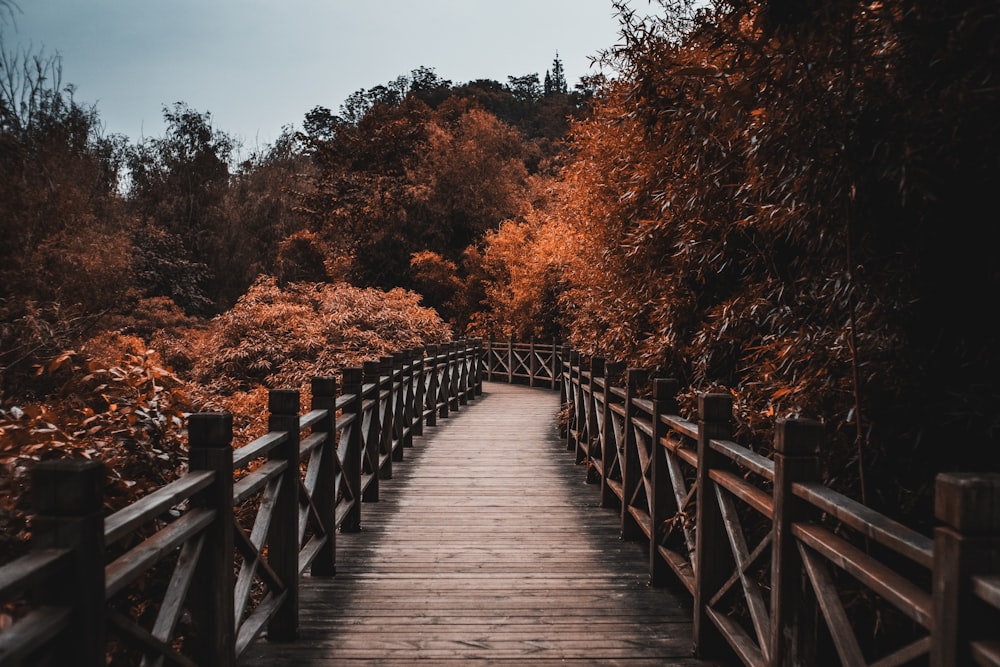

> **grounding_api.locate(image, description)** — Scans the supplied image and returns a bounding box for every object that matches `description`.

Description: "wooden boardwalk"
[239,382,722,666]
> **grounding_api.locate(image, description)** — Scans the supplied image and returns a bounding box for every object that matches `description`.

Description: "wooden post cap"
[653,378,680,402]
[343,367,363,384]
[32,459,104,514]
[697,393,732,422]
[626,368,648,387]
[268,389,300,415]
[935,472,1000,532]
[188,412,233,448]
[311,377,337,396]
[774,417,824,456]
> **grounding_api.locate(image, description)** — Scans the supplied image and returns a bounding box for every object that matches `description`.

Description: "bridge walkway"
[238,381,721,666]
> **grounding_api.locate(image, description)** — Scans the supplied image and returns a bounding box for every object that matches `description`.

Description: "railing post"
[426,345,438,427]
[475,338,484,395]
[341,367,364,532]
[559,344,571,395]
[693,393,733,659]
[413,351,426,436]
[621,368,648,540]
[769,417,822,667]
[401,351,415,447]
[31,459,106,667]
[439,346,451,418]
[550,339,558,390]
[392,353,405,451]
[379,355,399,468]
[487,336,495,382]
[529,338,537,387]
[310,377,337,576]
[267,389,301,641]
[507,335,514,384]
[931,472,1000,667]
[363,360,386,489]
[457,340,469,406]
[187,413,235,665]
[586,357,606,475]
[600,362,625,509]
[649,378,680,586]
[566,350,580,453]
[449,342,462,410]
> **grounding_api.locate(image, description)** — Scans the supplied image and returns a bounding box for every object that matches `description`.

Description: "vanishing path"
[239,381,721,666]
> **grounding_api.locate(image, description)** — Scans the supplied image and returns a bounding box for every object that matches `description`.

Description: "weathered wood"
[716,485,771,662]
[621,368,648,541]
[0,606,72,664]
[239,382,715,667]
[266,389,301,642]
[792,522,933,627]
[770,417,822,667]
[362,361,383,499]
[793,480,933,567]
[141,534,203,667]
[798,541,865,667]
[105,507,215,598]
[104,470,214,545]
[601,362,624,509]
[310,376,337,576]
[30,459,106,666]
[341,367,364,532]
[693,393,731,660]
[932,472,1000,667]
[233,431,287,470]
[0,548,71,602]
[232,459,286,504]
[187,411,236,666]
[425,346,439,427]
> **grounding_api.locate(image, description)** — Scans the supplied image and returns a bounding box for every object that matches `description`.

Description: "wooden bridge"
[239,381,710,666]
[1,340,998,666]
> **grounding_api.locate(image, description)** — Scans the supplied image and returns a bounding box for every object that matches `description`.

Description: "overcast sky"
[4,1,628,151]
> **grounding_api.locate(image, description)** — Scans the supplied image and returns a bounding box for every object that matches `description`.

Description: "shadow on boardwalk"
[239,382,725,666]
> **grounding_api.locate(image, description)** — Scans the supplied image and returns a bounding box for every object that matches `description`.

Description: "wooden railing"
[487,340,1000,667]
[3,337,996,667]
[0,340,482,666]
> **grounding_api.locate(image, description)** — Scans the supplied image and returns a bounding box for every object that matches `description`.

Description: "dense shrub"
[193,276,451,393]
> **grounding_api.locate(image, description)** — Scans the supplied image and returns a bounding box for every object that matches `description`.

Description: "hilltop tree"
[544,52,568,95]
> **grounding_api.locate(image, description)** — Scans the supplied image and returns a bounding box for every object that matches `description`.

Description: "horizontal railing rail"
[2,336,995,667]
[0,339,483,666]
[532,340,999,667]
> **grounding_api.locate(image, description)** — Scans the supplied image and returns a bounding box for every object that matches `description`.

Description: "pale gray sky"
[4,0,627,149]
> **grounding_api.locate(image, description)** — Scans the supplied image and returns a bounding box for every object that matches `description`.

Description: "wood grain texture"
[239,382,724,666]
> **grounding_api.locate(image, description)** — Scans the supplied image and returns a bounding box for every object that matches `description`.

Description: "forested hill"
[2,0,999,559]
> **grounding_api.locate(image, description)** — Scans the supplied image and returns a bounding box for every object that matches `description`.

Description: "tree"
[126,103,234,312]
[0,38,134,394]
[544,52,568,95]
[479,0,1000,512]
[507,73,542,106]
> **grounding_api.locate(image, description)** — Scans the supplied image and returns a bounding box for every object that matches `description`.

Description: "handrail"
[491,339,1000,667]
[0,338,484,666]
[2,338,995,667]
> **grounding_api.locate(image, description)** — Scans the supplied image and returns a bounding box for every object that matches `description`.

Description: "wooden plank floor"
[239,382,724,666]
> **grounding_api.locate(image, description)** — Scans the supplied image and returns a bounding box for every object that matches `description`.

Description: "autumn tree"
[479,0,1000,510]
[0,40,133,393]
[299,73,530,302]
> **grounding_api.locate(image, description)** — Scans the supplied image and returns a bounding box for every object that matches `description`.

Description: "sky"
[4,0,627,152]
